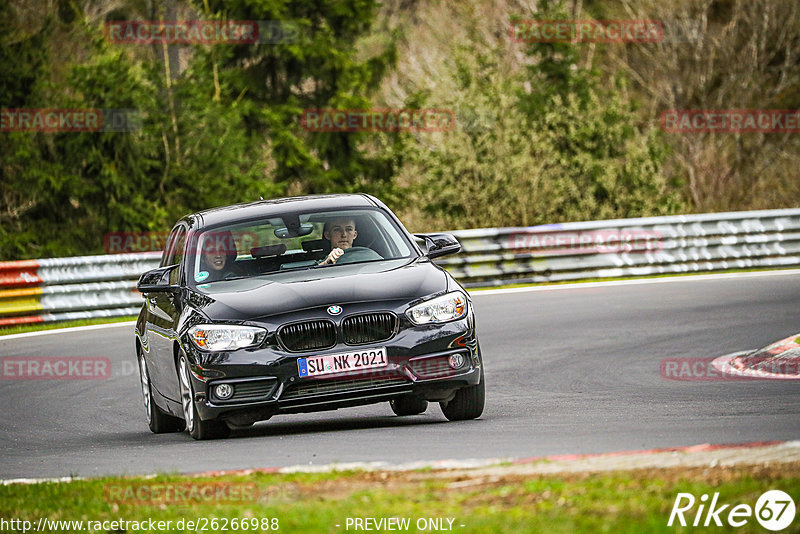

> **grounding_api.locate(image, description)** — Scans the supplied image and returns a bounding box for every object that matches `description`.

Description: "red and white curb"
[713,354,800,380]
[712,333,800,380]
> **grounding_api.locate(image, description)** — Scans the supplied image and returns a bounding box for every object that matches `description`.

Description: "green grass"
[1,464,798,533]
[0,316,136,336]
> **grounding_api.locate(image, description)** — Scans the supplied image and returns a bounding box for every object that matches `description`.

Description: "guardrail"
[1,209,798,327]
[442,208,800,287]
[0,253,161,327]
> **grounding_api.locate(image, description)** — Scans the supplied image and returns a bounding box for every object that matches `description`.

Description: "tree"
[598,0,800,211]
[0,1,62,258]
[513,0,681,222]
[397,0,681,230]
[199,0,400,195]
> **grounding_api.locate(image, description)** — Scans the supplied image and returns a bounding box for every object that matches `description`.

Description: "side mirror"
[137,265,180,293]
[415,233,461,259]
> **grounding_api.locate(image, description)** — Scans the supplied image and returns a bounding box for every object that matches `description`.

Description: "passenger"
[198,231,239,281]
[319,218,358,265]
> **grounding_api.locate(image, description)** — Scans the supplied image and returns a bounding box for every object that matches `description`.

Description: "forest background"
[1,0,798,259]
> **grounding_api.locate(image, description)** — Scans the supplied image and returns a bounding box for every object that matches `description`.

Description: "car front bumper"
[183,316,482,424]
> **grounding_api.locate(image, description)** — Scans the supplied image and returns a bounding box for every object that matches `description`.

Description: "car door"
[144,224,187,401]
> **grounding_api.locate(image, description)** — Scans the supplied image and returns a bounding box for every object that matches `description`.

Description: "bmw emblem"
[327,305,342,316]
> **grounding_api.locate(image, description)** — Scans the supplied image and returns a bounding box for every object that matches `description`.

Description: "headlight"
[188,324,267,351]
[406,291,468,325]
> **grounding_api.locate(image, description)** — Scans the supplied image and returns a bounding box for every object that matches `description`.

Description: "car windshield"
[189,208,414,285]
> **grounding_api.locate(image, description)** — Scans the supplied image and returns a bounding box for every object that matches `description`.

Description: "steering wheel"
[335,246,383,264]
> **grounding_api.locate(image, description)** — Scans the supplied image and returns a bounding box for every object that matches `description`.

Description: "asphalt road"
[1,272,799,479]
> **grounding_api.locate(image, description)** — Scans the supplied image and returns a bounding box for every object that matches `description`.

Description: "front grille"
[342,313,397,345]
[232,380,277,401]
[409,357,452,378]
[211,378,277,403]
[281,376,408,400]
[408,352,469,379]
[279,320,336,352]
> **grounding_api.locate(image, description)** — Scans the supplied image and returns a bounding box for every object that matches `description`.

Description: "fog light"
[214,383,234,400]
[448,353,466,370]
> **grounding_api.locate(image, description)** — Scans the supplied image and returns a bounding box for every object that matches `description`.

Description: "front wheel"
[178,353,230,440]
[440,369,485,421]
[138,349,184,433]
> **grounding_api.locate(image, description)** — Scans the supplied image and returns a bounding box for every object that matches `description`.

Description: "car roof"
[185,194,380,228]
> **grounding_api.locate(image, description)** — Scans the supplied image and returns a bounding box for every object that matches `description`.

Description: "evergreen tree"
[199,0,400,194]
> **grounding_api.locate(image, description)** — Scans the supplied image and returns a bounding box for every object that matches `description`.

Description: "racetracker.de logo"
[104,20,297,45]
[1,357,112,380]
[1,108,140,132]
[300,109,456,133]
[660,110,800,133]
[104,231,171,254]
[509,19,664,43]
[104,482,258,505]
[660,357,800,381]
[103,230,260,254]
[508,229,663,255]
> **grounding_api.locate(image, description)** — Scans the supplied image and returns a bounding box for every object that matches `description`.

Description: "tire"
[138,349,185,433]
[178,353,230,440]
[390,394,428,416]
[440,369,485,421]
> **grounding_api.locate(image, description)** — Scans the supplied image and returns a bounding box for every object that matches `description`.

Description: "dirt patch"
[270,443,800,504]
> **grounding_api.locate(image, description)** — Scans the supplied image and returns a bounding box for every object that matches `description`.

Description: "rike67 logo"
[669,490,796,531]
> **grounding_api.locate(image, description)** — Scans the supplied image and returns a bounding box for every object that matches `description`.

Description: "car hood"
[189,258,448,320]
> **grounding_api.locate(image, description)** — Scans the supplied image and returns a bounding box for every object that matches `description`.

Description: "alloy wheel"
[178,357,195,431]
[138,353,152,425]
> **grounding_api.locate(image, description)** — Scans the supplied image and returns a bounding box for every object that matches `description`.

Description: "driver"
[319,218,357,265]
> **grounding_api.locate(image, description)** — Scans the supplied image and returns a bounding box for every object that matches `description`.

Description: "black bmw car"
[135,194,484,439]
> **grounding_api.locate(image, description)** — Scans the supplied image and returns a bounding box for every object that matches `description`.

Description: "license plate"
[297,347,388,378]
